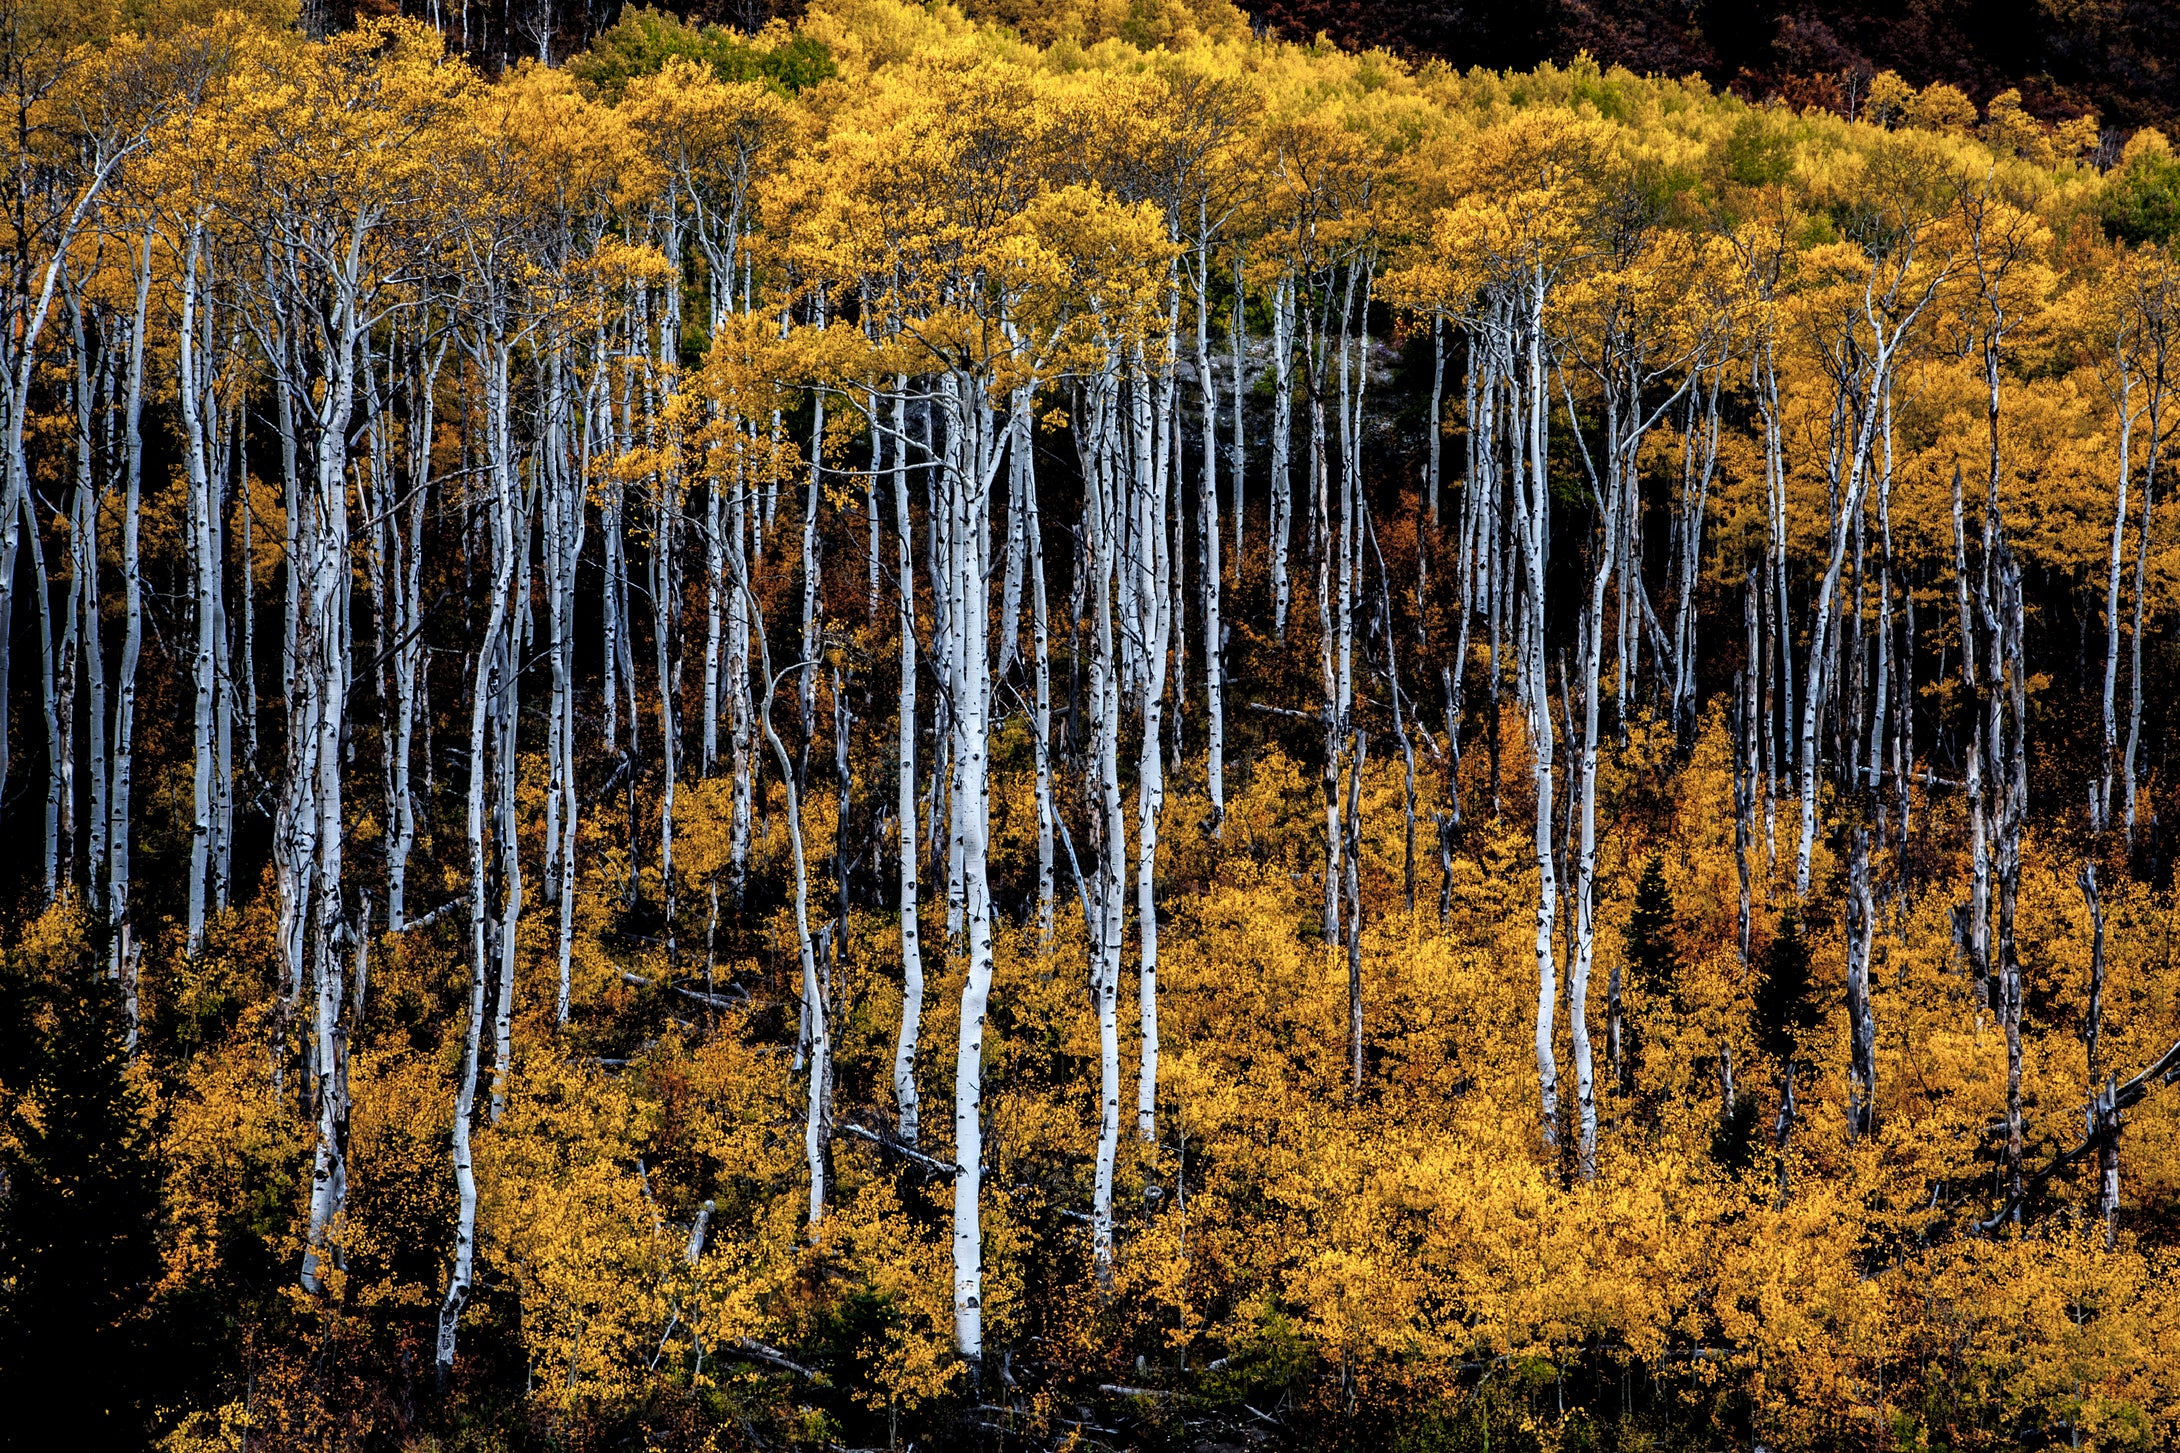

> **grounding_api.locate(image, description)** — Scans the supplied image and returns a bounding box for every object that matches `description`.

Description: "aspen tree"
[2108,249,2174,845]
[1722,205,1795,862]
[30,16,2180,1441]
[1196,220,1226,831]
[106,218,152,977]
[1558,212,1711,1175]
[1428,110,1616,1150]
[892,376,924,1144]
[540,330,582,1019]
[941,369,1002,1353]
[20,460,57,903]
[1344,722,1365,1095]
[1427,307,1443,524]
[1791,141,1959,897]
[1736,574,1759,965]
[1365,507,1418,912]
[53,278,91,903]
[799,287,825,762]
[1986,516,2030,1218]
[1268,272,1294,632]
[74,290,109,903]
[0,18,161,825]
[1129,338,1173,1144]
[998,398,1025,679]
[1083,360,1126,1284]
[1668,351,1725,741]
[741,540,827,1224]
[1161,75,1247,835]
[2079,862,2117,1244]
[455,240,535,1130]
[652,397,683,952]
[1228,246,1246,564]
[1256,105,1388,953]
[1867,378,1898,817]
[1026,408,1056,942]
[439,195,540,1349]
[215,11,468,1309]
[385,321,445,932]
[1954,468,1991,1013]
[178,215,220,954]
[2094,277,2145,839]
[1845,830,1876,1139]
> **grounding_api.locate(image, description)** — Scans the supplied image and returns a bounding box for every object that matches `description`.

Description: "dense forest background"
[8,0,2180,1450]
[1243,0,2180,134]
[295,0,2180,134]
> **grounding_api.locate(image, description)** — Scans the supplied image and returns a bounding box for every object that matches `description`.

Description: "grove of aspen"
[7,0,2180,1448]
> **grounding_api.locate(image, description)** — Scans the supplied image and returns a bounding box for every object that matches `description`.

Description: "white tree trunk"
[481,341,524,1125]
[1197,238,1225,832]
[731,494,828,1224]
[892,379,924,1146]
[1566,429,1624,1182]
[1086,369,1124,1283]
[1028,425,1056,944]
[439,376,518,1366]
[2098,358,2132,837]
[1132,349,1171,1146]
[107,228,152,965]
[944,371,1003,1361]
[1270,275,1293,635]
[1845,830,1876,1140]
[181,222,218,953]
[1229,247,1246,564]
[1515,287,1559,1152]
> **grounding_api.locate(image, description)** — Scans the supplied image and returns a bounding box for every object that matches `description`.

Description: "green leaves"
[568,5,834,104]
[2102,139,2180,248]
[1723,112,1792,189]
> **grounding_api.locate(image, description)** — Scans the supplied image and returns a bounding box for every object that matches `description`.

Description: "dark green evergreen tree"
[1754,911,1817,1067]
[1622,853,1679,998]
[1709,1093,1764,1173]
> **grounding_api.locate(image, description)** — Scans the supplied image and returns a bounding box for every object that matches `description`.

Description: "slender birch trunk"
[1229,247,1246,565]
[108,228,152,969]
[1567,459,1622,1182]
[181,221,218,954]
[1030,482,1056,945]
[945,370,1002,1362]
[1132,348,1171,1146]
[1845,830,1876,1140]
[1086,369,1124,1284]
[1345,726,1366,1096]
[1427,309,1444,526]
[1197,235,1225,832]
[482,340,523,1126]
[1269,276,1294,635]
[1514,281,1560,1152]
[892,381,924,1147]
[2123,362,2164,844]
[1954,471,1991,1014]
[2098,353,2134,837]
